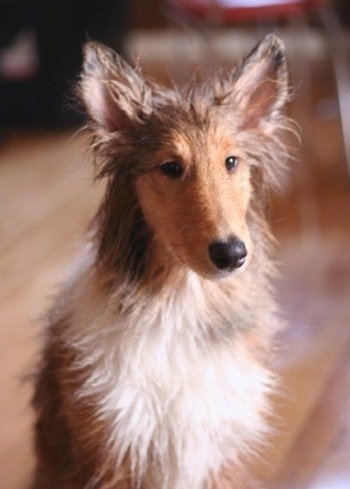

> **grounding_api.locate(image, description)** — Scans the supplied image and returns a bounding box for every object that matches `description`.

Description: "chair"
[166,0,326,23]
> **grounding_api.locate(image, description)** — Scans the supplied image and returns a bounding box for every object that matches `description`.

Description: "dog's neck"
[87,237,271,352]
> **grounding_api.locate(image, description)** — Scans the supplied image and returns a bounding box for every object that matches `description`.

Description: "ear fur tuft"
[80,41,153,134]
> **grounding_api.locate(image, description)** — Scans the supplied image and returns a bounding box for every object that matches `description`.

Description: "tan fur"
[135,125,252,279]
[31,34,293,489]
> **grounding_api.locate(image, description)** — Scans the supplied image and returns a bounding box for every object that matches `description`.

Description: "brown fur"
[32,312,136,489]
[31,34,293,489]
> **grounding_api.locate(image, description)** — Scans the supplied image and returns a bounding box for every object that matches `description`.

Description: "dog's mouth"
[207,258,248,280]
[180,250,248,281]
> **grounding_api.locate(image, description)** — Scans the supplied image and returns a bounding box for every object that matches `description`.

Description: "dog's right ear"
[80,42,153,134]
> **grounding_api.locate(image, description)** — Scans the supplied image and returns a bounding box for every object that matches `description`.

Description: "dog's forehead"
[154,77,227,116]
[152,89,235,136]
[151,111,240,164]
[140,82,242,161]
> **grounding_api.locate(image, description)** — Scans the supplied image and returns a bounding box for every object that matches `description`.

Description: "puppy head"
[81,35,290,279]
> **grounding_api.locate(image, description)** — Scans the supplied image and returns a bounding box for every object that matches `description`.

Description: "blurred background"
[0,1,350,488]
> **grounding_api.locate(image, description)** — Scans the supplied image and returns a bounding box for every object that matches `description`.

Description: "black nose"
[208,238,247,271]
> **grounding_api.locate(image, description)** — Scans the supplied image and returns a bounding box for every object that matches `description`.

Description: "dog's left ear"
[80,41,153,134]
[221,34,289,129]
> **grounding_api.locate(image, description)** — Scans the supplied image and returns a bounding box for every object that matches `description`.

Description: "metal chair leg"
[317,5,350,179]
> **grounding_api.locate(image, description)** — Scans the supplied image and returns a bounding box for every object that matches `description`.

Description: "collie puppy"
[31,34,291,489]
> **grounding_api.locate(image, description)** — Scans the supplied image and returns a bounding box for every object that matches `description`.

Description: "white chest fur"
[68,271,274,489]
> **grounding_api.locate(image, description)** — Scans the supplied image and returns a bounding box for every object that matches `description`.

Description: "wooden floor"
[0,58,350,488]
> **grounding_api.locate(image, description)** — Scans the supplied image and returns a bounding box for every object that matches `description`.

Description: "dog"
[31,34,292,489]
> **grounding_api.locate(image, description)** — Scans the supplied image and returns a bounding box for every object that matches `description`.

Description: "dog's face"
[81,35,289,279]
[134,120,252,278]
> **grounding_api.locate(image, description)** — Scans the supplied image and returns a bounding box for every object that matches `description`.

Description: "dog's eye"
[225,156,239,172]
[159,161,184,179]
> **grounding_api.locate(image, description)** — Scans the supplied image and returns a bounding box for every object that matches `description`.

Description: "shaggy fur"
[31,34,292,489]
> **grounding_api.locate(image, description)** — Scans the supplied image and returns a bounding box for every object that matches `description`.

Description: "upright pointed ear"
[80,41,153,134]
[222,34,290,130]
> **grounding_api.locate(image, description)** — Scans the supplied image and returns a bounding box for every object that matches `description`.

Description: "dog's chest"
[73,282,273,489]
